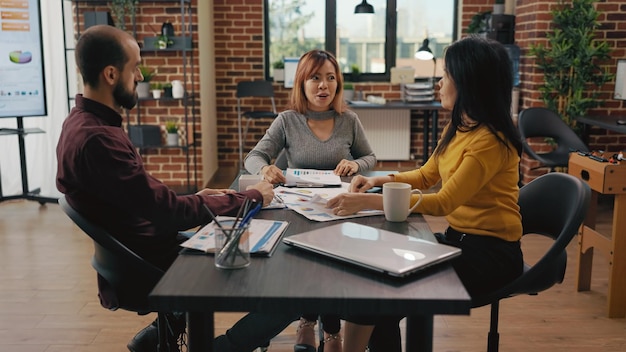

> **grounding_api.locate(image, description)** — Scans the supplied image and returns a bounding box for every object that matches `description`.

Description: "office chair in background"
[471,172,591,352]
[59,195,184,352]
[517,107,589,172]
[237,80,278,169]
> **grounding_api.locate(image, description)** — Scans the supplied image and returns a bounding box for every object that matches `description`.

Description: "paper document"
[274,185,384,222]
[180,217,289,256]
[285,168,342,187]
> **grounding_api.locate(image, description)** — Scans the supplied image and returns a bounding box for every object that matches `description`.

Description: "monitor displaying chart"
[0,0,47,118]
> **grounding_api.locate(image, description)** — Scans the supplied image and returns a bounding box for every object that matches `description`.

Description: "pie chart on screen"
[9,51,32,64]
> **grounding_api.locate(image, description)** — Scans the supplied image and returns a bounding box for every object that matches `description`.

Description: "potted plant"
[137,65,156,98]
[272,60,285,82]
[150,82,162,99]
[529,0,612,137]
[467,10,491,35]
[165,119,179,146]
[155,33,174,49]
[350,64,361,82]
[110,0,138,31]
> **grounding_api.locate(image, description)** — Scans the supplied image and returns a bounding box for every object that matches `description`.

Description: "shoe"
[294,317,317,352]
[127,320,158,352]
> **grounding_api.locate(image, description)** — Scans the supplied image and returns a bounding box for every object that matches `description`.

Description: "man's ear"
[102,66,118,85]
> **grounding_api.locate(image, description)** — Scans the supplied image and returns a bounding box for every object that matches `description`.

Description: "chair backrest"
[472,172,591,307]
[517,107,589,168]
[58,195,163,312]
[236,80,277,113]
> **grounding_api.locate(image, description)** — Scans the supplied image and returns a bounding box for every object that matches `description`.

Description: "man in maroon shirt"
[57,24,295,352]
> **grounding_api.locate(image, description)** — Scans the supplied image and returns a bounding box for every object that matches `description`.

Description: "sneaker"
[127,320,158,352]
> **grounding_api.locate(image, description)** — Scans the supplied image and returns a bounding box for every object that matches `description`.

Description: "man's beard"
[113,82,138,110]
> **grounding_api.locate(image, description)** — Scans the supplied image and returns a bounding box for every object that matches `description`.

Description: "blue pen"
[240,202,262,228]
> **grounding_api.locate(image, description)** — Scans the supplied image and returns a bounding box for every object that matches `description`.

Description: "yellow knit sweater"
[394,125,522,242]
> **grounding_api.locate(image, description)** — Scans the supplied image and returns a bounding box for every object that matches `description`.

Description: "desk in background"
[349,101,443,163]
[149,208,470,352]
[575,115,626,134]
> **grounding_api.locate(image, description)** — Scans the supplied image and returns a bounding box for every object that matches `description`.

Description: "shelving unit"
[61,0,197,193]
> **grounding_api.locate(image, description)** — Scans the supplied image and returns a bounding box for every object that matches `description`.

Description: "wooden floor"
[1,173,625,351]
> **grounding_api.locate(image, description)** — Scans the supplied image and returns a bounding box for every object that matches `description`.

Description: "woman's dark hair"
[75,25,128,88]
[289,49,346,114]
[435,35,522,157]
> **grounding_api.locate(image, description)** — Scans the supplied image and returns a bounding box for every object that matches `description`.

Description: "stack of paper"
[180,217,289,256]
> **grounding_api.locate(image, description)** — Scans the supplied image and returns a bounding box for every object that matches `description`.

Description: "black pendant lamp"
[354,0,374,14]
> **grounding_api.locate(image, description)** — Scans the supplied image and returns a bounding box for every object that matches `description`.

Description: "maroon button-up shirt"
[57,95,262,270]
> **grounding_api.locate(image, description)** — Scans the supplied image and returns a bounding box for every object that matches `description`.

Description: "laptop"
[283,222,461,278]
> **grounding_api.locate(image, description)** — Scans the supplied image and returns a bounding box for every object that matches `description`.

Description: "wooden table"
[568,119,626,318]
[149,208,470,351]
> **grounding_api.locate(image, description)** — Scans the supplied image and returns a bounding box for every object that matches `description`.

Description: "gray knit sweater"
[244,109,376,175]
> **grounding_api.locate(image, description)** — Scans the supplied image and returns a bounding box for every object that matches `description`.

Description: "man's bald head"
[75,25,136,88]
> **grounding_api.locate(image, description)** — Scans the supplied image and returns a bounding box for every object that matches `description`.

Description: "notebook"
[283,222,461,277]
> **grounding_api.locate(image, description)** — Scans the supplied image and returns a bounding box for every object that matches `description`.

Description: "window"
[265,0,458,82]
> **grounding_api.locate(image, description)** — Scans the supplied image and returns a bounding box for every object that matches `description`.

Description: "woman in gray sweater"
[245,50,376,352]
[244,50,376,186]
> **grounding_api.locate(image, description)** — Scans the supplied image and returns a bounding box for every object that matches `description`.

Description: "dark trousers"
[345,227,524,352]
[301,314,342,334]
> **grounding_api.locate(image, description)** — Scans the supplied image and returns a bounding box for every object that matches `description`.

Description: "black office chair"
[517,107,589,171]
[58,195,183,352]
[237,80,278,168]
[471,172,591,352]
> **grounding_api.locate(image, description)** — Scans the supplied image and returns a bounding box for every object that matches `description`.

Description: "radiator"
[351,108,411,160]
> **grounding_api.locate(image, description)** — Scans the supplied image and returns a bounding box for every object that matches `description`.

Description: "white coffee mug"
[382,182,423,222]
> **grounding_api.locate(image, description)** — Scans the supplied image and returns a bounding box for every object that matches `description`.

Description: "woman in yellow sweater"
[327,36,525,352]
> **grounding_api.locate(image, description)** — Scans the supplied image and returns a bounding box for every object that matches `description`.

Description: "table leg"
[576,191,597,291]
[187,312,213,352]
[608,194,626,318]
[405,315,433,352]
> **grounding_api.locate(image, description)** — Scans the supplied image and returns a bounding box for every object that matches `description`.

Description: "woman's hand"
[348,175,374,193]
[334,159,359,176]
[327,192,382,216]
[247,180,275,207]
[261,165,287,184]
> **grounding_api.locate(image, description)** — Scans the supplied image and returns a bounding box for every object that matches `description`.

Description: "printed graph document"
[285,168,342,187]
[180,217,289,256]
[274,185,384,222]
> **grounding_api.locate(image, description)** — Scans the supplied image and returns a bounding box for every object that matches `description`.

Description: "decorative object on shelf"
[162,82,173,98]
[150,82,162,99]
[528,0,612,137]
[171,80,184,99]
[414,38,437,98]
[354,0,374,14]
[138,65,156,99]
[493,0,505,15]
[161,20,175,37]
[110,0,138,31]
[343,82,354,102]
[165,119,179,146]
[272,60,285,82]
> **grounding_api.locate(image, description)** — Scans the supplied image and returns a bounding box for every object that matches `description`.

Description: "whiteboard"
[284,57,299,88]
[614,59,626,100]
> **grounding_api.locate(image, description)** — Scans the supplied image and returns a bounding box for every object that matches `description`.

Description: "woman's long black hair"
[434,36,522,157]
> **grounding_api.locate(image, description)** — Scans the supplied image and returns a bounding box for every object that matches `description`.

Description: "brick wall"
[71,1,201,191]
[74,0,626,186]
